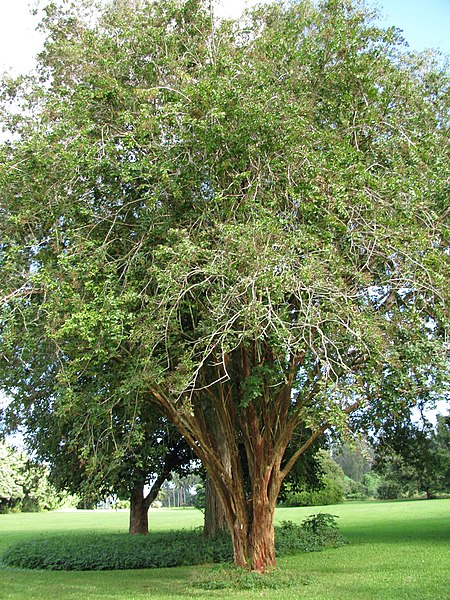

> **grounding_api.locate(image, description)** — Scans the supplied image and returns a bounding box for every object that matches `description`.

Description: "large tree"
[0,334,193,533]
[373,415,450,499]
[1,0,449,571]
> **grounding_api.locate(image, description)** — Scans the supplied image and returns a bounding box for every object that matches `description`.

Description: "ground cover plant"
[2,514,346,571]
[0,500,449,599]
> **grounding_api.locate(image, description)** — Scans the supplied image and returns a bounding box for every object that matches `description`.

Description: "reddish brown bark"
[250,495,277,571]
[149,346,332,572]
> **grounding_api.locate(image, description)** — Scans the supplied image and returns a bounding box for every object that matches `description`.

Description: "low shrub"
[376,480,403,500]
[277,514,347,554]
[344,477,369,501]
[194,564,309,591]
[2,514,347,571]
[283,483,344,507]
[2,529,232,571]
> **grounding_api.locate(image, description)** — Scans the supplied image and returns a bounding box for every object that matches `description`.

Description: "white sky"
[0,0,449,76]
[0,1,270,75]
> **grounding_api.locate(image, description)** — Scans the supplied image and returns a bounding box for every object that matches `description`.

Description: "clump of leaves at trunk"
[2,515,346,571]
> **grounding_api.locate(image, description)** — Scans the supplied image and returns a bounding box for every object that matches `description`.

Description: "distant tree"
[0,442,25,511]
[333,442,373,483]
[0,442,67,512]
[167,472,201,507]
[436,414,450,490]
[374,416,450,499]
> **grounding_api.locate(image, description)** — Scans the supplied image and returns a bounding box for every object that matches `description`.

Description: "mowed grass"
[0,500,449,600]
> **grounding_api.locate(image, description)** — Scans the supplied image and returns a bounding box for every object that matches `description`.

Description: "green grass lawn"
[1,500,449,600]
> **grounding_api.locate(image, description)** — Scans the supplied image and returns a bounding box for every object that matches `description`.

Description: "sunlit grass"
[1,500,449,599]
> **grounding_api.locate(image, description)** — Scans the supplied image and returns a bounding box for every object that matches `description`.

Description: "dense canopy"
[1,0,449,571]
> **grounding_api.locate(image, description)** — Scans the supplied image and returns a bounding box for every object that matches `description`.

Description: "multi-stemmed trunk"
[227,488,279,571]
[151,348,335,572]
[157,392,291,571]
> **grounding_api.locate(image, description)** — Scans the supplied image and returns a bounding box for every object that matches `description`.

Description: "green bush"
[376,480,403,500]
[282,450,346,507]
[2,529,233,571]
[283,482,344,507]
[278,514,347,554]
[344,477,369,501]
[2,514,347,571]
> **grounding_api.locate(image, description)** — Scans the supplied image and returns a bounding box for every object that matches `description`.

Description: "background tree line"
[3,411,448,514]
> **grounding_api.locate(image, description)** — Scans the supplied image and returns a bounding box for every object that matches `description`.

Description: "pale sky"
[0,0,449,75]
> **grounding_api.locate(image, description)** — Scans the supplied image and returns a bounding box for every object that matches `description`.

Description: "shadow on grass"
[342,518,450,545]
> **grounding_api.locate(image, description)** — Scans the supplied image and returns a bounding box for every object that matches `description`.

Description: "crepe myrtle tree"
[1,0,449,571]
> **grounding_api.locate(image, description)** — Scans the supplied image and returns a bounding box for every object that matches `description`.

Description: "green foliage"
[376,479,403,500]
[0,443,25,512]
[283,450,346,506]
[0,442,69,513]
[277,514,347,553]
[362,472,382,498]
[334,442,373,483]
[2,529,231,571]
[1,0,449,570]
[2,514,346,571]
[192,482,205,511]
[344,476,369,500]
[373,415,450,499]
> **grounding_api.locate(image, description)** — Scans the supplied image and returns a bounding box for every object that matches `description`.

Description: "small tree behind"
[374,417,450,499]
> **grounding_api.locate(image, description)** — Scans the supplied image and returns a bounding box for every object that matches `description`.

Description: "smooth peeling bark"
[250,509,276,572]
[231,518,251,569]
[206,434,284,571]
[203,474,227,537]
[223,476,279,571]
